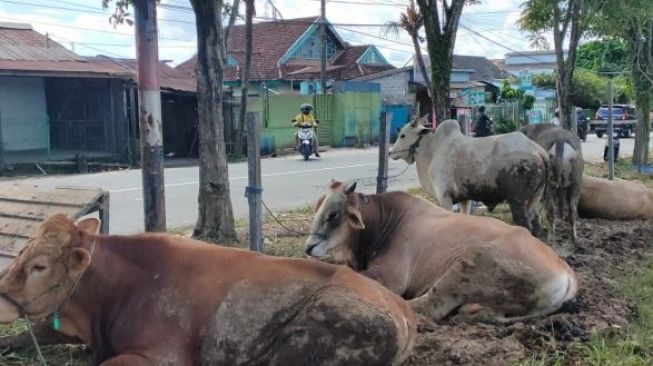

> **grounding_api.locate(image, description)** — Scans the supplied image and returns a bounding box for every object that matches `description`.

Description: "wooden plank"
[0,217,39,239]
[0,233,26,257]
[0,185,103,207]
[0,201,81,221]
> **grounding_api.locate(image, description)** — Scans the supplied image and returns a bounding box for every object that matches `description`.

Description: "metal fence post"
[377,112,391,194]
[246,112,263,252]
[607,79,615,180]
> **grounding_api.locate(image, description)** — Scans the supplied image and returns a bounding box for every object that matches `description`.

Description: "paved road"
[1,132,647,234]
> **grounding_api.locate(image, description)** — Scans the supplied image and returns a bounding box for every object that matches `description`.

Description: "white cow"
[389,118,550,235]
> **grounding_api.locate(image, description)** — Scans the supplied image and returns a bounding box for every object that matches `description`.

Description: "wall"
[250,94,314,154]
[450,70,473,82]
[332,81,382,147]
[0,76,48,152]
[365,71,411,105]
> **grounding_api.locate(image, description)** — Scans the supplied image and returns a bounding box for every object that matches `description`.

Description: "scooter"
[297,126,315,161]
[577,116,589,142]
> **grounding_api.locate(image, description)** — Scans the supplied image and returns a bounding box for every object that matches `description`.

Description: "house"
[493,50,569,76]
[176,17,395,94]
[0,22,133,165]
[411,55,505,119]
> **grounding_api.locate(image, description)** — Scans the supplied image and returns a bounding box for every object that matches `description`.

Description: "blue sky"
[0,0,533,66]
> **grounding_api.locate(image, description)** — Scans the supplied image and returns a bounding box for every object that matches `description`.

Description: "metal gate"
[314,94,334,146]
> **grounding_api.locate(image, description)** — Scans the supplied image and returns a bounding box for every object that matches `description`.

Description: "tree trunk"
[190,0,237,240]
[235,0,254,158]
[416,0,465,124]
[629,20,653,166]
[552,0,582,130]
[412,34,433,101]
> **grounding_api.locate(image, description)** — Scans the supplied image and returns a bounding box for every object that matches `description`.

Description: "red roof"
[176,18,394,81]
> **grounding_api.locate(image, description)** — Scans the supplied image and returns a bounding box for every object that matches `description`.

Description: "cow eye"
[30,264,47,273]
[327,211,339,222]
[400,134,406,139]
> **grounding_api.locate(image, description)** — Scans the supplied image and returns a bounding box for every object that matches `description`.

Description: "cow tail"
[541,146,554,224]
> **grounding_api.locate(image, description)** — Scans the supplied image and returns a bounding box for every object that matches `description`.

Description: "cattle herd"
[0,118,651,365]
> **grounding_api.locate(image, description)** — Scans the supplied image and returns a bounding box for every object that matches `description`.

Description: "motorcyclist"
[292,103,320,157]
[473,106,493,137]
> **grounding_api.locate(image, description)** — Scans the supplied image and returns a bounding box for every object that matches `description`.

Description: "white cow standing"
[389,118,551,236]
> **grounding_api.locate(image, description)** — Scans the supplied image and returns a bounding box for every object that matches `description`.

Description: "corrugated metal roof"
[0,23,82,61]
[89,56,197,93]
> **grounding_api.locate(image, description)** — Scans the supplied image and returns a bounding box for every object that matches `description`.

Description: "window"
[295,34,338,59]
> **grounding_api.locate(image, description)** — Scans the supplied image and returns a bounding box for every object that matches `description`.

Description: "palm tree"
[382,0,434,103]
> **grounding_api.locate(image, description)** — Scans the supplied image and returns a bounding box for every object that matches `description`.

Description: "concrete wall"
[0,76,48,152]
[365,71,411,105]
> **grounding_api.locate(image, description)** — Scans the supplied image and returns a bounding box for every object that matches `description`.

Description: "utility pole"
[319,0,327,94]
[607,78,615,180]
[134,0,166,231]
[376,112,391,194]
[246,112,263,252]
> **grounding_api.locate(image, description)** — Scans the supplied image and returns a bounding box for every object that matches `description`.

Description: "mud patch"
[403,218,651,365]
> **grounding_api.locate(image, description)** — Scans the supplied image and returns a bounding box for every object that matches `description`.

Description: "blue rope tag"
[52,312,60,331]
[245,186,263,198]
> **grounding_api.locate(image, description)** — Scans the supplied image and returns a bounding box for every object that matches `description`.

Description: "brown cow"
[306,181,578,322]
[0,215,416,366]
[579,175,653,219]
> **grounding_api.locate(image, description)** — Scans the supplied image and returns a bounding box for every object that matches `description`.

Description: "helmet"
[300,103,314,113]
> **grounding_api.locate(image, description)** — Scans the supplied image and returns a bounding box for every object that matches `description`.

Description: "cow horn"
[344,182,357,195]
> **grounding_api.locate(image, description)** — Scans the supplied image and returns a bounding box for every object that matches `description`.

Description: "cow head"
[389,116,431,163]
[305,180,365,261]
[0,215,98,323]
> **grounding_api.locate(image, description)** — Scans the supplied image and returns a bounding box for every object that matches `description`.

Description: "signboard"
[519,70,533,91]
[465,89,486,106]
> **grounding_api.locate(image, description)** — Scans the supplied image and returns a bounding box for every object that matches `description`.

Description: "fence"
[50,119,109,152]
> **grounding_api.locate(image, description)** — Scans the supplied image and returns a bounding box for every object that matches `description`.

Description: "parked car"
[589,104,637,138]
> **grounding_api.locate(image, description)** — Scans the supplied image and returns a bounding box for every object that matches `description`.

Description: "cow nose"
[305,244,317,256]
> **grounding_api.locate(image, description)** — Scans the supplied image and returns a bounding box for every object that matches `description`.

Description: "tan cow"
[0,215,416,365]
[390,118,550,236]
[579,175,653,219]
[306,181,578,322]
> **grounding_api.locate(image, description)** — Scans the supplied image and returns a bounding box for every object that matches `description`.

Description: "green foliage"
[521,94,536,110]
[576,39,628,72]
[494,115,517,134]
[501,79,520,100]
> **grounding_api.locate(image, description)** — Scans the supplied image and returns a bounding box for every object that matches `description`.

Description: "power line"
[0,16,193,42]
[50,33,129,58]
[458,23,548,63]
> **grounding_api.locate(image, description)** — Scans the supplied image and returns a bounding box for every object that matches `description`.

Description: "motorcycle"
[577,116,589,142]
[297,126,315,161]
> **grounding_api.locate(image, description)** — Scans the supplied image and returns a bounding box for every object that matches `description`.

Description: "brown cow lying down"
[306,181,578,322]
[0,215,416,366]
[579,175,653,219]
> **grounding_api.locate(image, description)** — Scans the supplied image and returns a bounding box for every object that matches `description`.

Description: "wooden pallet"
[0,185,109,261]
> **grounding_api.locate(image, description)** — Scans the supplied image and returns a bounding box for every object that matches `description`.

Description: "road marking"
[109,163,380,193]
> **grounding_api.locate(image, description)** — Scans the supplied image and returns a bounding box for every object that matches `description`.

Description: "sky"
[0,0,535,67]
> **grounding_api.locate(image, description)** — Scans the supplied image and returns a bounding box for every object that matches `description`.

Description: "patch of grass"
[573,259,653,366]
[584,158,653,189]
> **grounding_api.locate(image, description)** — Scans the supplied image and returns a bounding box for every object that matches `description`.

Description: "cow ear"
[346,206,365,229]
[76,218,100,235]
[419,128,431,136]
[344,182,357,195]
[67,248,91,276]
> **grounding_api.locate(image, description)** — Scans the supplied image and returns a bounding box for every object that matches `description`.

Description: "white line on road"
[109,163,379,193]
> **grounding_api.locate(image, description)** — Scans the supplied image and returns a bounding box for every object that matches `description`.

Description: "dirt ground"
[403,217,652,366]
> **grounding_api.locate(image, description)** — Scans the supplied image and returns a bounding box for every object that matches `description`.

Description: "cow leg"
[100,354,153,366]
[508,201,532,233]
[567,188,579,242]
[460,200,472,215]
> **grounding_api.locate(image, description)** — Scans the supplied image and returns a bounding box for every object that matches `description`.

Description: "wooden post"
[246,112,263,252]
[607,79,615,180]
[99,191,110,235]
[0,111,4,169]
[377,112,391,194]
[134,0,166,231]
[319,0,327,94]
